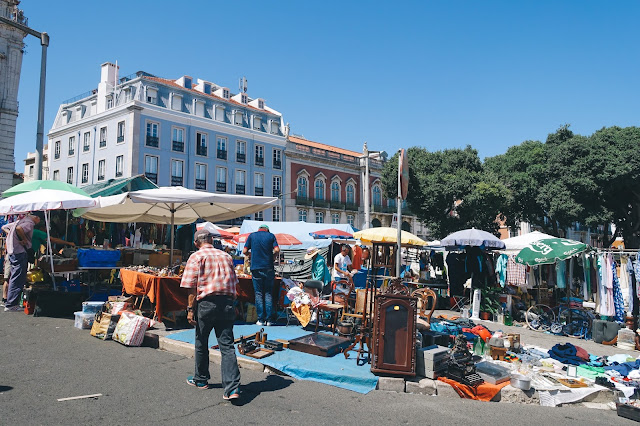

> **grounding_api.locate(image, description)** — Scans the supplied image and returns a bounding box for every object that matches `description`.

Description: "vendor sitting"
[305,247,330,291]
[332,244,353,284]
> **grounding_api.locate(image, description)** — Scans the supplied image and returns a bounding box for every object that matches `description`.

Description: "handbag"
[90,311,121,340]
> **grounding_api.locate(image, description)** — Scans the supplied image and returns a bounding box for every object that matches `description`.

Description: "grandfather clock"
[371,279,417,376]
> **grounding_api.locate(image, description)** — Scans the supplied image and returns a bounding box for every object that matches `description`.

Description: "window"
[235,170,246,194]
[255,145,264,166]
[272,205,281,222]
[171,159,184,186]
[332,213,340,224]
[83,132,90,152]
[270,120,280,135]
[314,179,325,200]
[272,176,281,197]
[331,181,340,202]
[54,140,60,159]
[254,173,264,196]
[106,96,113,109]
[145,155,158,184]
[171,93,182,111]
[146,87,157,104]
[236,140,246,163]
[258,100,264,109]
[388,198,396,208]
[297,176,308,198]
[115,155,123,177]
[234,111,243,126]
[216,136,227,160]
[67,167,74,184]
[146,122,158,147]
[196,132,207,156]
[346,184,355,204]
[117,121,125,143]
[298,209,307,222]
[97,160,105,181]
[28,165,33,177]
[172,127,184,152]
[196,163,207,190]
[99,127,107,148]
[81,163,89,183]
[223,89,229,99]
[68,136,75,156]
[215,166,226,192]
[373,185,382,207]
[253,116,261,130]
[215,105,225,121]
[254,211,263,221]
[53,170,59,181]
[315,212,324,224]
[273,149,282,169]
[347,215,354,227]
[241,94,248,104]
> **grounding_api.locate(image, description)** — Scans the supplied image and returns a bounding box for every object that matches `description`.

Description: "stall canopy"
[238,220,356,250]
[440,228,506,250]
[501,230,557,255]
[353,226,427,246]
[82,174,158,198]
[2,180,89,198]
[515,238,589,266]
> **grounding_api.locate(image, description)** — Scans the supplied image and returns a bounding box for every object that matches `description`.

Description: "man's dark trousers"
[251,268,275,322]
[194,294,240,396]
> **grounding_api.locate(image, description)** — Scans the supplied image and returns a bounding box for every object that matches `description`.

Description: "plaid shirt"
[180,244,238,300]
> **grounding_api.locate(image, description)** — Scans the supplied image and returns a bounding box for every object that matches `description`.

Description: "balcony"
[172,141,184,152]
[171,176,183,186]
[217,149,227,160]
[273,189,281,197]
[115,171,123,177]
[330,202,345,210]
[83,145,89,152]
[255,187,263,196]
[295,196,312,206]
[117,135,124,143]
[196,179,207,190]
[196,146,207,156]
[345,203,359,211]
[97,174,105,181]
[68,149,74,156]
[236,153,246,163]
[215,181,226,192]
[99,140,107,148]
[235,184,245,194]
[313,199,329,209]
[273,159,281,169]
[146,135,159,147]
[255,156,264,167]
[145,172,157,184]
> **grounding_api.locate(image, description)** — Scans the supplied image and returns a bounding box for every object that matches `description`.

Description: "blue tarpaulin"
[167,324,378,394]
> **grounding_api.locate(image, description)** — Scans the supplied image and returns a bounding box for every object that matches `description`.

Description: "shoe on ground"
[255,320,264,326]
[266,321,273,326]
[223,389,241,400]
[186,376,210,389]
[4,306,21,312]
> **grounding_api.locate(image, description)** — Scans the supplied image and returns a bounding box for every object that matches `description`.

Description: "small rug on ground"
[167,324,378,394]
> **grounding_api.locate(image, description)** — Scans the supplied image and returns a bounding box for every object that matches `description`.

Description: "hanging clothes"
[506,256,527,287]
[612,260,625,323]
[582,254,591,295]
[619,256,630,309]
[495,254,508,287]
[634,253,640,300]
[556,260,567,289]
[628,257,637,316]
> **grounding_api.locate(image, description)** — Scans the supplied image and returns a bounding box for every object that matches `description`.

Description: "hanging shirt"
[556,260,567,289]
[506,256,526,287]
[582,254,592,297]
[495,254,508,287]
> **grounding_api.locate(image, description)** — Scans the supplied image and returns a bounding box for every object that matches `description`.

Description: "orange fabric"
[351,245,363,270]
[120,269,189,320]
[437,377,510,401]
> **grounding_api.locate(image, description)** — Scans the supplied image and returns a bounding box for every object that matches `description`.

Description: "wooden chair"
[411,288,437,323]
[316,280,354,334]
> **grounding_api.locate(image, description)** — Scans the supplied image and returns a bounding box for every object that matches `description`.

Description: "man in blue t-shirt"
[242,225,280,325]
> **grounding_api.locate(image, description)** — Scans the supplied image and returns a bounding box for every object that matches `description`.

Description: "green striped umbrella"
[515,238,589,265]
[2,180,89,198]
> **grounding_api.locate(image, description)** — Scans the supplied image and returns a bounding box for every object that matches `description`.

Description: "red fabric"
[120,269,189,320]
[575,345,589,360]
[437,377,510,401]
[180,243,238,300]
[236,276,282,305]
[351,245,363,270]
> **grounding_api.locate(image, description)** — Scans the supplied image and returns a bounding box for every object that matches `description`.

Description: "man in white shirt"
[332,244,353,283]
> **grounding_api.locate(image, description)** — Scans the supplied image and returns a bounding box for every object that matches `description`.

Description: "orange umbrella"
[234,232,302,246]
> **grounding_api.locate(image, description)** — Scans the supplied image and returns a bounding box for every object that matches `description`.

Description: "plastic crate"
[74,311,95,329]
[82,301,105,315]
[77,249,121,268]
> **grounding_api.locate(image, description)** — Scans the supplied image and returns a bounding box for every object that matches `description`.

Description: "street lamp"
[360,142,387,230]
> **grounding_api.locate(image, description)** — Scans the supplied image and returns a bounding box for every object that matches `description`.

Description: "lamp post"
[361,142,386,230]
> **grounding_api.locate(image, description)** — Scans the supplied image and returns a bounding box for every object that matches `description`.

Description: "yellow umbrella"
[353,227,427,246]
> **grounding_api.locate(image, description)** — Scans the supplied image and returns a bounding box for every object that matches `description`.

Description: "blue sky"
[14,0,640,168]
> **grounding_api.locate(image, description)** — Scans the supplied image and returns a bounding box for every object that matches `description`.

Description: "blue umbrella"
[440,228,505,250]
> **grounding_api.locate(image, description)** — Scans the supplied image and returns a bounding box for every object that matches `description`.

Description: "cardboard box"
[148,253,170,267]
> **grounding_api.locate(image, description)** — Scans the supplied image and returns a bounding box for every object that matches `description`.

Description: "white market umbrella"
[440,228,506,250]
[501,230,556,255]
[76,186,278,264]
[0,189,97,289]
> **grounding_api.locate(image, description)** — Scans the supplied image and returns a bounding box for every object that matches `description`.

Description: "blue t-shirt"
[245,231,278,270]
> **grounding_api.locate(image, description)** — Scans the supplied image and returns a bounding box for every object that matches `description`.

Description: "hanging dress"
[556,260,567,289]
[612,260,625,322]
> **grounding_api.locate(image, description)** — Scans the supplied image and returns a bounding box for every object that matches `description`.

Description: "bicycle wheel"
[556,308,593,339]
[526,304,555,332]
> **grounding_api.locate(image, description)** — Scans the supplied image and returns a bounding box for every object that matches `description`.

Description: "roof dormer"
[195,79,216,95]
[232,93,248,105]
[175,75,193,89]
[249,98,265,109]
[215,87,230,100]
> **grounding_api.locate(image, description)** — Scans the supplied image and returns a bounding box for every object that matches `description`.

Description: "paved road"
[0,312,634,425]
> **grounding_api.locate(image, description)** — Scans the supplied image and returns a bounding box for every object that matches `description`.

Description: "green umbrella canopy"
[515,238,589,266]
[2,180,89,198]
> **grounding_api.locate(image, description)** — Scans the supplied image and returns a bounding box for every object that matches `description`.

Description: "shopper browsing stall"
[181,229,241,400]
[2,214,39,311]
[243,224,280,326]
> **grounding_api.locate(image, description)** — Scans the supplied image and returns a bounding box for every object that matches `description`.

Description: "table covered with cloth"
[237,276,282,305]
[120,269,189,320]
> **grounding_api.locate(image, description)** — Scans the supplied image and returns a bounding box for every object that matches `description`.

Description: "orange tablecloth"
[120,269,189,320]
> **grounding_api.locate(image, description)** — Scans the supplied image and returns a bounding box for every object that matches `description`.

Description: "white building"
[47,62,286,221]
[23,144,47,181]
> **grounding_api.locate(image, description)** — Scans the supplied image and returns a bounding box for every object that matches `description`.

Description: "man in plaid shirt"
[181,229,241,400]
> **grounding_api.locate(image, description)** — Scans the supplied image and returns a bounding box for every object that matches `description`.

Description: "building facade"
[47,62,286,221]
[23,143,47,181]
[0,0,28,192]
[284,134,427,236]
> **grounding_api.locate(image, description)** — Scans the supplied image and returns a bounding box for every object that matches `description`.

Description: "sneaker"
[255,320,264,326]
[186,376,210,389]
[266,321,273,326]
[223,389,241,400]
[4,306,21,312]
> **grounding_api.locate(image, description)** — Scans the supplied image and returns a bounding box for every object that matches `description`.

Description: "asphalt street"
[0,312,635,425]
